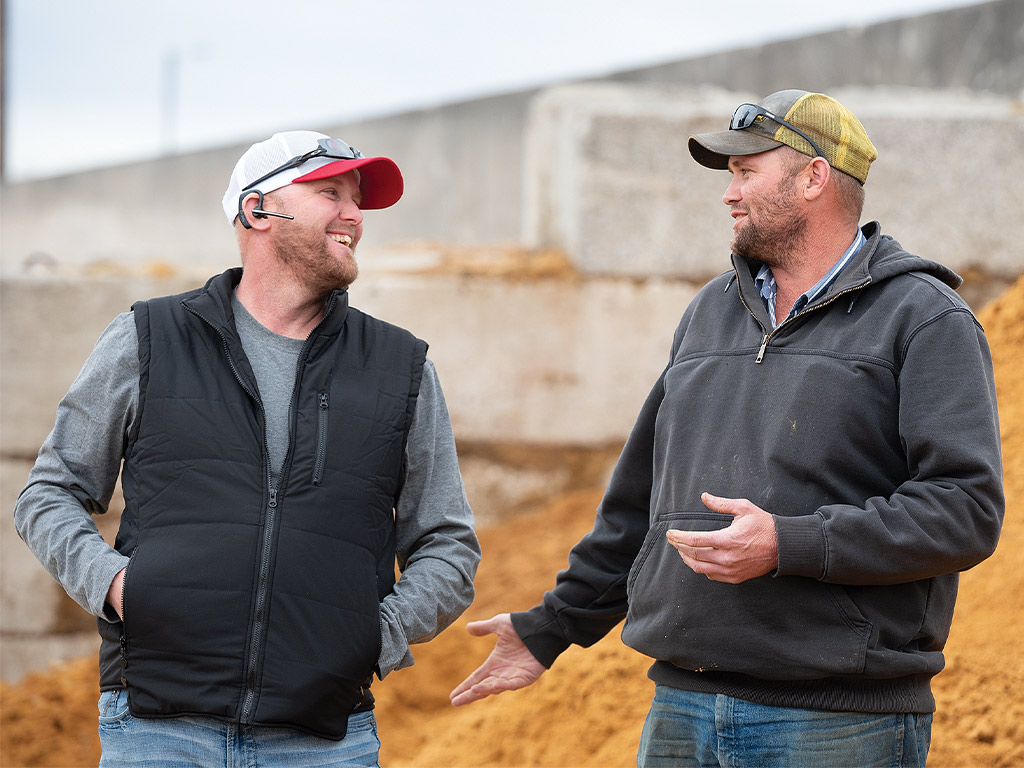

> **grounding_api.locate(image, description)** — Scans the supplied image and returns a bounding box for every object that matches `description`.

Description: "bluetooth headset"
[238,189,295,229]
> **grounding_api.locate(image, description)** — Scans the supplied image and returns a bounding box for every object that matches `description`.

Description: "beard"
[271,223,359,295]
[731,176,807,270]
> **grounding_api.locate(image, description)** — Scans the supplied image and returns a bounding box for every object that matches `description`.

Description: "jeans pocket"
[97,688,133,728]
[346,710,378,734]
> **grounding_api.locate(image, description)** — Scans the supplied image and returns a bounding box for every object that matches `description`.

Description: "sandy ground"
[2,276,1022,767]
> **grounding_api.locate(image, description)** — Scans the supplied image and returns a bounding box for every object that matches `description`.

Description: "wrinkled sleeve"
[508,362,666,668]
[13,313,138,617]
[775,306,1004,584]
[377,358,481,677]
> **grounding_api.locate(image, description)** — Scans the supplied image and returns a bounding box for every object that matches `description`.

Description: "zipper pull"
[269,488,278,508]
[756,333,769,364]
[319,392,329,409]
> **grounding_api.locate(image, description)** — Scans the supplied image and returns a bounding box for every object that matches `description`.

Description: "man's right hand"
[106,567,126,621]
[449,613,545,707]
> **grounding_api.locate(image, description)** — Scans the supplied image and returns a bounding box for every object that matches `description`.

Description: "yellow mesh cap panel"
[774,93,878,183]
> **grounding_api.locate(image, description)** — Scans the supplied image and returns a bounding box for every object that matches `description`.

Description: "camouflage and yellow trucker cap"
[688,90,878,184]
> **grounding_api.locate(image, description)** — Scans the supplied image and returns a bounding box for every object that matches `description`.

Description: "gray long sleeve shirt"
[15,307,480,678]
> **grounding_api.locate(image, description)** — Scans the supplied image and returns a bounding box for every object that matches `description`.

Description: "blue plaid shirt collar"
[754,229,865,328]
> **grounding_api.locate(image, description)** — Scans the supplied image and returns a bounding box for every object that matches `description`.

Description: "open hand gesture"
[449,613,546,707]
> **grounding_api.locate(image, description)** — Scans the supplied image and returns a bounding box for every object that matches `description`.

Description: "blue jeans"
[637,685,932,768]
[97,688,381,767]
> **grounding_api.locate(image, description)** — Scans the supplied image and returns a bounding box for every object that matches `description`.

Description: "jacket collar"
[182,267,351,342]
[731,221,962,325]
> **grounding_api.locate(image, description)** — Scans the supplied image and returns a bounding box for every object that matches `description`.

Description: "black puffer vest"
[97,269,427,739]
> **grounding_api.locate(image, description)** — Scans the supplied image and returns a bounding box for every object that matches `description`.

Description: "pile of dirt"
[0,655,100,766]
[2,276,1023,767]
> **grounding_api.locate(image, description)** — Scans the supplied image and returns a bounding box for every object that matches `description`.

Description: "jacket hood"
[856,221,962,291]
[731,221,962,311]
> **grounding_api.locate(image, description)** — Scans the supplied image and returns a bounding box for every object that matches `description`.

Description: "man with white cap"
[451,90,1003,767]
[15,130,481,766]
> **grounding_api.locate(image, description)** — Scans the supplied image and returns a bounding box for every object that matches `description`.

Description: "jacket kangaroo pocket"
[622,511,872,679]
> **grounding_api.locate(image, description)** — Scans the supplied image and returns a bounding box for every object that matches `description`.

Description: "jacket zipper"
[184,293,339,725]
[313,391,329,486]
[736,277,871,363]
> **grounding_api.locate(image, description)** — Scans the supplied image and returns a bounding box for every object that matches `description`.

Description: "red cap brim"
[293,157,404,209]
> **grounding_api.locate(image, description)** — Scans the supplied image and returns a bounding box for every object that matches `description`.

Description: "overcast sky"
[4,0,980,181]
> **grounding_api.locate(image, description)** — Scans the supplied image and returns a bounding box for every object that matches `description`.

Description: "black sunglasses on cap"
[241,138,365,193]
[730,103,825,159]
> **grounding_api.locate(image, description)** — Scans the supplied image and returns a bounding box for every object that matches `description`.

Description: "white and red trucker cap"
[221,130,404,223]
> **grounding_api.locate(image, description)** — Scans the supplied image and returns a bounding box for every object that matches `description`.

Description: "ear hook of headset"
[237,189,295,229]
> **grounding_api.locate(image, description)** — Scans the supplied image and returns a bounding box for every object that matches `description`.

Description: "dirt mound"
[0,655,100,766]
[2,276,1023,767]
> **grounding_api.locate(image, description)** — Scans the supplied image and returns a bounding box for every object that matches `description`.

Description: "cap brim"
[688,130,783,170]
[293,157,404,209]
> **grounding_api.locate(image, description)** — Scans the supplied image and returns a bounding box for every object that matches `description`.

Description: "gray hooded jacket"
[513,222,1003,714]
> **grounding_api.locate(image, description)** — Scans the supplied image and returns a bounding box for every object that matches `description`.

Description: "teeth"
[330,234,353,246]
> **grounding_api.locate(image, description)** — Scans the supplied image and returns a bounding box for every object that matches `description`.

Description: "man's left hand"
[666,492,778,584]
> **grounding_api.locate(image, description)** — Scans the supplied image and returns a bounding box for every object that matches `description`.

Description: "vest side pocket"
[118,549,139,687]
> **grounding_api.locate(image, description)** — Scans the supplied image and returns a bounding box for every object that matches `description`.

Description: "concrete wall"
[0,90,538,273]
[524,84,1024,280]
[602,0,1023,97]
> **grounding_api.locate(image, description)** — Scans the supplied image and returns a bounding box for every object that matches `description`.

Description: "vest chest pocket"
[313,391,329,486]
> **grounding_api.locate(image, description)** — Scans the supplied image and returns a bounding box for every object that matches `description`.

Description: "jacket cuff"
[376,615,413,680]
[773,513,828,580]
[510,607,572,669]
[91,552,132,618]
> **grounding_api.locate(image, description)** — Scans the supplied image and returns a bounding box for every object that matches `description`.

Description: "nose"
[339,198,363,226]
[723,173,742,206]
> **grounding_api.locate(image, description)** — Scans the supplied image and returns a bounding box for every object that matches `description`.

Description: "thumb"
[701,491,744,517]
[466,614,510,637]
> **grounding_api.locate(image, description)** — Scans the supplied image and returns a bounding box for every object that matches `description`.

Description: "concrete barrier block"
[0,274,206,456]
[1,633,101,684]
[1,459,70,635]
[2,268,696,450]
[524,85,1024,280]
[353,266,699,445]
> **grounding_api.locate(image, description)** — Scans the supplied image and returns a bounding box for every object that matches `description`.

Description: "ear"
[239,192,274,231]
[803,157,831,202]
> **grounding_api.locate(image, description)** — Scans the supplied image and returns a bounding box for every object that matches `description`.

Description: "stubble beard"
[273,226,359,295]
[731,176,807,270]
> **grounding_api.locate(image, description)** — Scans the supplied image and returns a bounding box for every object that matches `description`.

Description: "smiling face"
[723,149,807,269]
[262,171,365,293]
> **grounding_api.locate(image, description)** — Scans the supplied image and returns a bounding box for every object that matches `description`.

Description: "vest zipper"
[183,304,276,724]
[313,391,329,486]
[241,486,277,722]
[183,293,339,726]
